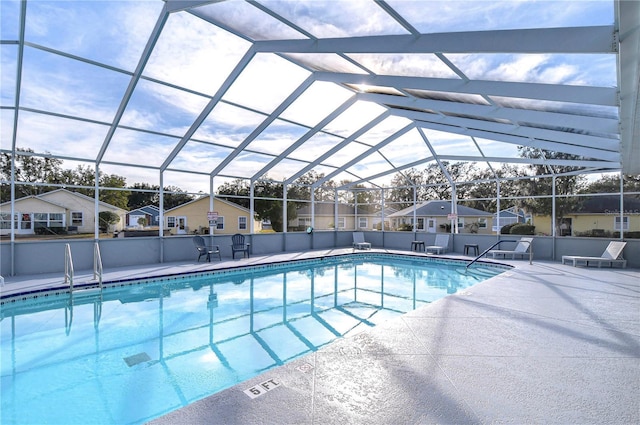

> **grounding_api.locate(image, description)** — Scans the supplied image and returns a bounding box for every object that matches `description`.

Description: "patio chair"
[193,235,221,262]
[231,233,250,259]
[425,234,450,254]
[487,237,533,259]
[562,241,627,268]
[352,232,371,250]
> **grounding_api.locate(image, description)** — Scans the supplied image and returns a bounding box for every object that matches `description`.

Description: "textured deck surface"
[2,250,639,424]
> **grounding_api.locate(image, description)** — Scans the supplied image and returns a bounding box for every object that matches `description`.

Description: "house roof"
[165,195,251,214]
[296,203,380,216]
[388,200,492,217]
[0,195,67,210]
[573,196,640,214]
[2,189,126,212]
[128,205,160,215]
[493,208,527,219]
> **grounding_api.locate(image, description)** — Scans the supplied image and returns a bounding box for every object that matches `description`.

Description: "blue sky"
[0,0,619,193]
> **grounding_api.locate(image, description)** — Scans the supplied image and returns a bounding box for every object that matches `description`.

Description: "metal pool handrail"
[466,240,521,269]
[93,242,103,289]
[64,243,74,289]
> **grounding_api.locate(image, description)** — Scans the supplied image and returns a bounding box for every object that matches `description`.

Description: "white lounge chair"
[487,237,533,259]
[562,241,627,268]
[426,234,449,254]
[352,232,371,250]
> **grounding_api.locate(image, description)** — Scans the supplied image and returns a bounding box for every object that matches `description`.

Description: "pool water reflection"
[0,254,506,424]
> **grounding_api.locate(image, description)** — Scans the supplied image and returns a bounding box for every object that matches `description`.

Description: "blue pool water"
[1,254,506,424]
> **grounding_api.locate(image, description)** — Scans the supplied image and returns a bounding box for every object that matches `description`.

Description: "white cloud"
[15,111,108,159]
[144,10,251,96]
[223,52,311,114]
[348,53,459,79]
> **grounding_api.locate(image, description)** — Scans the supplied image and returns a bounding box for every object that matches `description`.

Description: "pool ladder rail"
[64,242,104,293]
[466,239,532,269]
[64,242,104,334]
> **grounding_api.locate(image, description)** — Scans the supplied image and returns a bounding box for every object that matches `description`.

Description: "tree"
[580,174,640,197]
[517,148,586,225]
[128,183,160,209]
[99,174,129,209]
[217,178,250,208]
[98,211,120,232]
[0,148,64,199]
[254,179,298,232]
[0,148,135,209]
[127,183,194,210]
[387,163,461,209]
[163,186,195,210]
[217,178,298,232]
[51,164,96,197]
[387,168,427,209]
[459,164,529,212]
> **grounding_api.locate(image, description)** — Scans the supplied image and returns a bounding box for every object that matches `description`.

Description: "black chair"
[231,233,250,259]
[193,235,221,262]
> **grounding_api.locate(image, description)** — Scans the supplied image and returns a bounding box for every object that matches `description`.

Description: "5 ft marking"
[244,378,281,399]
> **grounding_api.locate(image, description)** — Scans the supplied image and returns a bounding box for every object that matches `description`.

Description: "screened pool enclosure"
[1,0,639,273]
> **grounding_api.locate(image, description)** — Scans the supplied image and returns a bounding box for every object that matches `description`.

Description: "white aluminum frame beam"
[253,26,616,54]
[161,48,256,171]
[411,120,620,162]
[392,108,619,152]
[616,0,640,174]
[95,3,171,165]
[313,123,414,188]
[284,111,391,185]
[250,95,358,182]
[209,75,316,178]
[314,72,618,107]
[360,93,619,135]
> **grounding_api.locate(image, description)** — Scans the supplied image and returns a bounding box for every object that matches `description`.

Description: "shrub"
[500,223,516,234]
[510,223,535,235]
[614,231,640,239]
[398,223,413,231]
[99,211,120,232]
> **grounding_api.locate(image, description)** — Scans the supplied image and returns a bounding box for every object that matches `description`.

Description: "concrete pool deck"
[1,249,639,424]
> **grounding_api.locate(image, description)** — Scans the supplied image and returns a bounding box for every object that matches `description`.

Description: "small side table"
[411,241,425,252]
[464,244,479,256]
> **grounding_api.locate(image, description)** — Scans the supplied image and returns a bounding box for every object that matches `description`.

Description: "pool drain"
[124,352,151,367]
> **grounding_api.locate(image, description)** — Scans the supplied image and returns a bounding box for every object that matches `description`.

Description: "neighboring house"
[492,207,532,232]
[0,189,127,235]
[388,200,493,233]
[164,196,262,235]
[290,203,394,231]
[126,205,160,228]
[533,196,640,236]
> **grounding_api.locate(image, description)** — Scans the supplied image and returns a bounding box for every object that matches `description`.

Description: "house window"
[71,211,83,226]
[337,217,345,229]
[298,217,312,227]
[457,217,465,230]
[417,218,424,230]
[614,216,629,231]
[21,213,32,229]
[216,216,224,230]
[0,213,13,230]
[34,213,47,230]
[238,216,247,230]
[358,217,368,228]
[478,218,487,229]
[49,213,64,228]
[32,213,64,230]
[167,216,176,228]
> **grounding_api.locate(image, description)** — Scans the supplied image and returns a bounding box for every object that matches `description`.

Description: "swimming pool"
[0,253,507,424]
